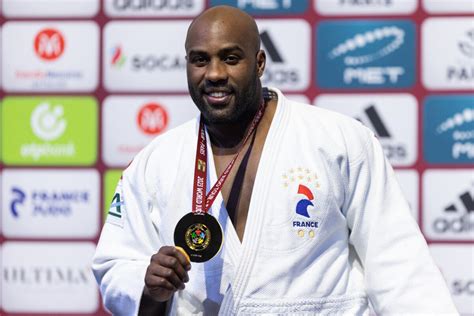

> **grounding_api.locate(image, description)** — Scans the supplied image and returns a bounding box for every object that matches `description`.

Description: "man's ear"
[256,50,266,78]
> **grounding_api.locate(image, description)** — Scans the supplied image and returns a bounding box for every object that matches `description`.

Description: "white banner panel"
[104,21,190,92]
[423,0,474,13]
[102,95,199,166]
[2,169,99,238]
[257,19,311,91]
[104,0,205,17]
[422,18,474,90]
[2,242,98,313]
[423,169,474,241]
[3,0,99,17]
[430,244,474,315]
[2,22,99,92]
[316,0,417,15]
[394,169,419,223]
[314,94,418,166]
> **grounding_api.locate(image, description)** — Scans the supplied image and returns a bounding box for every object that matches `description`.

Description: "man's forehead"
[185,6,260,52]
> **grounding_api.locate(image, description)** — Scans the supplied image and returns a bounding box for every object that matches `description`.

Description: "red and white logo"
[137,103,168,135]
[34,28,65,61]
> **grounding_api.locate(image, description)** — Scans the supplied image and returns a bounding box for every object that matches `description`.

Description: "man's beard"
[188,72,261,125]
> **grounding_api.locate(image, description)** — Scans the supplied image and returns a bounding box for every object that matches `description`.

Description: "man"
[93,5,458,315]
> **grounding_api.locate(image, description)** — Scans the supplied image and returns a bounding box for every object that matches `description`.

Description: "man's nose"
[205,59,227,83]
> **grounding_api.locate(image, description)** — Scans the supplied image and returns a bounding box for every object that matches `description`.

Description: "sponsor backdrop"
[0,0,473,315]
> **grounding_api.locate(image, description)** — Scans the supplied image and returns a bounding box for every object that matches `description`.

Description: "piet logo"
[424,95,474,164]
[317,20,415,88]
[34,28,65,61]
[137,102,168,135]
[210,0,308,14]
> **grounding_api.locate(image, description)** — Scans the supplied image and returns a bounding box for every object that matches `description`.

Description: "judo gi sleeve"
[343,131,458,315]
[92,159,161,316]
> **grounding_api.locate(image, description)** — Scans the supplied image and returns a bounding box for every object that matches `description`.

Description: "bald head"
[185,5,261,53]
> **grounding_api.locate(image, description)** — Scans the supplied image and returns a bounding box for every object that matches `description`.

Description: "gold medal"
[174,213,223,263]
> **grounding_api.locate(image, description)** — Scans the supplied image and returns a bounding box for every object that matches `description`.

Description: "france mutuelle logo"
[424,95,474,164]
[282,167,321,238]
[316,20,415,88]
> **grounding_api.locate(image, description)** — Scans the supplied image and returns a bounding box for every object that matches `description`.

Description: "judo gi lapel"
[218,88,289,314]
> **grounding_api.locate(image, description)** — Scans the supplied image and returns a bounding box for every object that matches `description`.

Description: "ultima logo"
[34,28,65,61]
[424,95,474,163]
[137,102,168,135]
[317,20,415,88]
[30,102,67,141]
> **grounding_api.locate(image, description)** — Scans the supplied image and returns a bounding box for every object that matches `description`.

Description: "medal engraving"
[185,223,211,251]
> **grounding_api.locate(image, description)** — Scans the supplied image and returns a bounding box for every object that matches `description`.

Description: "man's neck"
[206,110,257,153]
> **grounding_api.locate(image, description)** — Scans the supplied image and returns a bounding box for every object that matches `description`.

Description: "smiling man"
[92,5,457,316]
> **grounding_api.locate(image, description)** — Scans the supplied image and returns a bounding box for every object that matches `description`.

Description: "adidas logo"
[433,189,474,234]
[357,104,406,159]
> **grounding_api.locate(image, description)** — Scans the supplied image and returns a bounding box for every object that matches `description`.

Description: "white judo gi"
[92,88,458,315]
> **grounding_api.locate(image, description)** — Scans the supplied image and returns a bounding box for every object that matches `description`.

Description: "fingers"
[146,246,191,292]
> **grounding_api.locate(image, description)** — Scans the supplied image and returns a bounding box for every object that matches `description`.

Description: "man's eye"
[191,56,207,65]
[225,56,239,64]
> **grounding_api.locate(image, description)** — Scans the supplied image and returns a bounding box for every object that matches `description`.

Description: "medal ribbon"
[192,99,266,214]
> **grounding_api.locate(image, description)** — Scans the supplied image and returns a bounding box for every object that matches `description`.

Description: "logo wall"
[317,20,415,88]
[2,169,99,238]
[104,21,189,92]
[257,19,310,91]
[422,18,474,90]
[422,0,474,13]
[102,95,199,166]
[2,97,98,165]
[430,244,474,314]
[2,0,99,17]
[2,22,98,92]
[210,0,308,14]
[315,0,417,15]
[315,94,417,166]
[423,170,474,241]
[104,0,204,17]
[424,95,474,164]
[1,242,98,313]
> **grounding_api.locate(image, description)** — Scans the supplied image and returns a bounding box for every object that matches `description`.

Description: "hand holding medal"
[174,95,267,263]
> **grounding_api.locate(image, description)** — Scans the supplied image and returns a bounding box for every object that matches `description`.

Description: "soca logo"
[30,103,67,141]
[436,108,474,159]
[137,102,168,135]
[113,0,195,10]
[111,45,126,68]
[131,54,185,71]
[452,280,474,296]
[34,28,65,61]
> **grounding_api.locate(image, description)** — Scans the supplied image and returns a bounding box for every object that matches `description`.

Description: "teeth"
[209,92,228,98]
